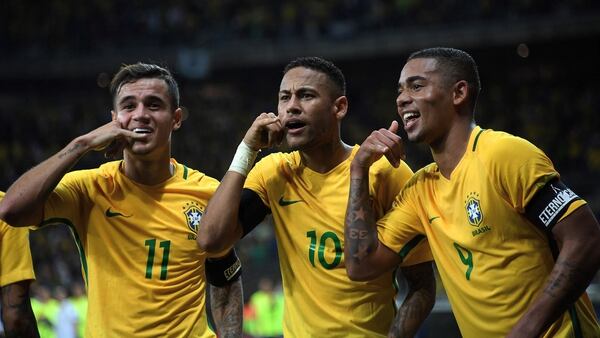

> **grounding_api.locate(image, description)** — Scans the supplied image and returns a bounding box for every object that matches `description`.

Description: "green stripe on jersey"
[568,305,583,338]
[398,235,426,261]
[472,129,485,152]
[183,165,189,179]
[40,218,89,286]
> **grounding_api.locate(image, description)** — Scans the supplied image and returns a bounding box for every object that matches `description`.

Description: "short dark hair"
[408,47,481,111]
[283,57,346,97]
[110,62,180,110]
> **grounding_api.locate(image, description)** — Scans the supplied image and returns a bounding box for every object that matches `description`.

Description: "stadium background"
[1,1,599,337]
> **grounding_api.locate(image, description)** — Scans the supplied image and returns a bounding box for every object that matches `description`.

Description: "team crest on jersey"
[465,192,483,226]
[182,201,203,237]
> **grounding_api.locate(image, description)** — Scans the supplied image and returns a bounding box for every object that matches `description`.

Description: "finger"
[388,120,399,134]
[371,131,402,167]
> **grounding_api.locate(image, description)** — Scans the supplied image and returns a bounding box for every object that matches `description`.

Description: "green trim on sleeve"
[40,218,88,286]
[398,235,426,261]
[183,165,189,180]
[472,128,485,152]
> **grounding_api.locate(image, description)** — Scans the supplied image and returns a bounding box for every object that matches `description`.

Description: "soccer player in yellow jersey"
[0,63,243,337]
[0,192,39,338]
[345,47,600,337]
[198,57,435,337]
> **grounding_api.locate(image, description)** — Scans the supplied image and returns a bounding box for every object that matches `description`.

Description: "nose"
[132,103,150,121]
[285,95,301,115]
[396,90,411,110]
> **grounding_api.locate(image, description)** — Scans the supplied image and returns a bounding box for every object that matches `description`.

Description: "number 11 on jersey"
[145,238,171,280]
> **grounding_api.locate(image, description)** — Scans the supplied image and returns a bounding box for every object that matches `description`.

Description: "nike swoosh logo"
[278,197,303,206]
[105,208,131,218]
[428,216,440,224]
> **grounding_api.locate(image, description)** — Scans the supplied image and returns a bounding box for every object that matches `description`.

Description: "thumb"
[388,120,399,134]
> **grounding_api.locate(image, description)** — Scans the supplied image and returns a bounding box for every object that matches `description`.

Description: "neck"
[300,139,353,174]
[121,152,174,185]
[430,119,475,179]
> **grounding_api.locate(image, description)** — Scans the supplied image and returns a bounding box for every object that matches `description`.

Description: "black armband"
[525,178,581,230]
[239,188,271,237]
[206,249,242,287]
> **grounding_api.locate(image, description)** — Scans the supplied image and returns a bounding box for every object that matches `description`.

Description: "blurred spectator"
[54,286,79,338]
[30,284,58,338]
[247,278,284,338]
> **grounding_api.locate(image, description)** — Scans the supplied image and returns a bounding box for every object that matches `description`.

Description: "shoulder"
[172,160,220,188]
[400,163,437,194]
[251,151,301,178]
[474,128,547,165]
[370,156,415,185]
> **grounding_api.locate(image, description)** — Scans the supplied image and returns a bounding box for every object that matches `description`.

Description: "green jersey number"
[306,230,342,269]
[145,239,171,280]
[453,242,473,281]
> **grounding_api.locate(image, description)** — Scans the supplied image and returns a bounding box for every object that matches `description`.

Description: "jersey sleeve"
[485,134,585,217]
[0,221,35,286]
[42,170,91,234]
[244,155,274,207]
[376,180,431,266]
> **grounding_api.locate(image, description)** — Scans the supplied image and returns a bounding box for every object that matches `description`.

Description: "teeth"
[403,112,420,122]
[133,128,151,134]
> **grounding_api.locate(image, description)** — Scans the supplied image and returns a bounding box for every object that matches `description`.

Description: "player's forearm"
[344,164,379,280]
[197,171,245,253]
[508,238,600,336]
[389,263,435,338]
[0,137,89,226]
[209,278,243,338]
[1,282,40,338]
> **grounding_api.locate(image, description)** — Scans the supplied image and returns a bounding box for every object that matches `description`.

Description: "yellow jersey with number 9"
[378,127,600,338]
[245,145,432,338]
[42,160,219,338]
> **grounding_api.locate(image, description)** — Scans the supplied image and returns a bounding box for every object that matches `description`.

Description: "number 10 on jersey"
[306,230,343,269]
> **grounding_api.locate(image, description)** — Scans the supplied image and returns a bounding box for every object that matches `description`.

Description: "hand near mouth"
[243,112,284,150]
[352,120,406,172]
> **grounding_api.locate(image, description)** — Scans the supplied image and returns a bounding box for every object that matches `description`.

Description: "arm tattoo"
[543,258,584,299]
[345,177,378,263]
[389,264,435,338]
[1,282,40,338]
[210,278,243,338]
[58,143,82,159]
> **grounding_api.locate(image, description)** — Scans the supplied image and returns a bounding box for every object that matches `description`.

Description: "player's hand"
[353,120,405,169]
[243,112,284,151]
[79,120,145,158]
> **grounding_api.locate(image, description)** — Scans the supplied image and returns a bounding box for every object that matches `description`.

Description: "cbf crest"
[183,201,203,234]
[465,192,483,226]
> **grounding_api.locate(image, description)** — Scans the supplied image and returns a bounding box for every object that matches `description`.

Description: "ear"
[453,80,469,107]
[333,96,348,120]
[172,108,183,131]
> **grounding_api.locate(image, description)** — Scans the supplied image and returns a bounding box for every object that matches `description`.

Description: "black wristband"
[206,249,242,287]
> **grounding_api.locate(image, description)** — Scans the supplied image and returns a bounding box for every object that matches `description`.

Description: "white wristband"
[228,141,259,177]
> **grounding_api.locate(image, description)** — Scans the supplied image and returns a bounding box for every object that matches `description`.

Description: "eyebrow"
[398,75,426,89]
[118,95,166,105]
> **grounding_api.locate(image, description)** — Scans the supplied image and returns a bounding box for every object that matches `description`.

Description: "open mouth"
[132,128,152,134]
[402,111,421,128]
[285,120,306,132]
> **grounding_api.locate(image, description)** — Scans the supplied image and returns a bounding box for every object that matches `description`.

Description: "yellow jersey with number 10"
[245,145,432,338]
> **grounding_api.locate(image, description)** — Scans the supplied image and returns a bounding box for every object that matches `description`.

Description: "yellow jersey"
[42,160,219,338]
[0,192,35,287]
[378,127,600,338]
[245,145,432,337]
